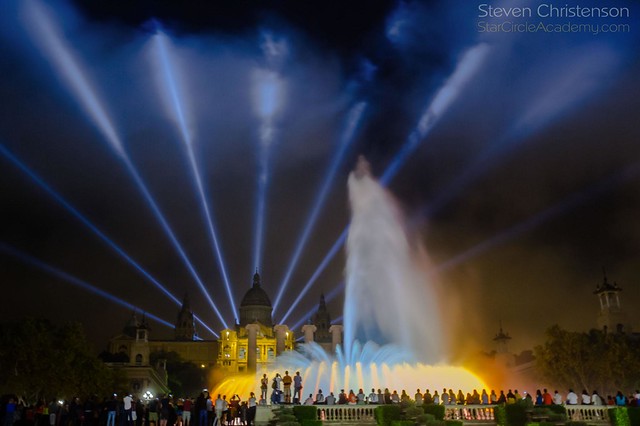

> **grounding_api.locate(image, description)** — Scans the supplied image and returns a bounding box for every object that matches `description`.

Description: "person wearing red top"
[542,389,553,405]
[182,398,192,426]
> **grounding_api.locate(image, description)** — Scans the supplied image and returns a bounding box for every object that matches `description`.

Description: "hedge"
[300,421,322,426]
[292,406,318,422]
[628,407,640,426]
[375,405,403,426]
[423,404,445,420]
[609,407,631,426]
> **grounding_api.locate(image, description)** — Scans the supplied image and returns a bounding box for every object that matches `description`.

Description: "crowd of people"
[0,392,257,426]
[3,386,640,426]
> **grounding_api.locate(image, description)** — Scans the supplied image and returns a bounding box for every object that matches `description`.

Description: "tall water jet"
[213,157,484,397]
[344,155,442,362]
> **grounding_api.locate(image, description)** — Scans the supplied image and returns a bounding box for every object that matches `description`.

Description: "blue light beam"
[21,2,228,328]
[435,162,640,274]
[272,102,368,314]
[0,144,219,337]
[279,228,348,324]
[251,67,286,272]
[22,0,125,157]
[0,242,175,330]
[279,45,490,321]
[381,43,490,185]
[152,30,238,321]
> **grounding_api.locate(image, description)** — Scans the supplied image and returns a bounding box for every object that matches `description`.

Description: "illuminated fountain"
[213,156,485,397]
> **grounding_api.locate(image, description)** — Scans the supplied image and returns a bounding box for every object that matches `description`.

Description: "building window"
[239,347,246,360]
[267,348,274,360]
[135,354,143,365]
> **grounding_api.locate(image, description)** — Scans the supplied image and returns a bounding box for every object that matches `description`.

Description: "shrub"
[406,406,425,419]
[425,420,446,426]
[539,422,555,426]
[445,420,463,426]
[565,422,588,426]
[292,406,317,422]
[300,421,322,426]
[505,402,529,426]
[376,405,403,426]
[609,407,631,426]
[417,413,436,425]
[391,421,415,426]
[494,405,507,426]
[423,404,445,420]
[628,407,640,426]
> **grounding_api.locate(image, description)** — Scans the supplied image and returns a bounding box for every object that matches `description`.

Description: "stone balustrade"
[444,404,497,421]
[565,405,611,423]
[255,403,617,425]
[317,405,377,422]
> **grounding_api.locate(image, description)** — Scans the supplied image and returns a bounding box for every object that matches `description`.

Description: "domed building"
[217,271,295,373]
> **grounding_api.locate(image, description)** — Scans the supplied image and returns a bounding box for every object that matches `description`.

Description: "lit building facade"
[217,271,295,373]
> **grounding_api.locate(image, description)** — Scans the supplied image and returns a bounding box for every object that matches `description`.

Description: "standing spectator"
[4,397,17,426]
[293,372,303,404]
[182,398,192,426]
[194,394,205,426]
[106,396,117,426]
[48,400,59,426]
[247,393,256,426]
[282,372,292,404]
[214,395,224,425]
[123,395,134,426]
[260,375,269,402]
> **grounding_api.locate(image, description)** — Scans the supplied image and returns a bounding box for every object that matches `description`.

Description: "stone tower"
[175,293,197,340]
[312,293,332,351]
[594,271,629,333]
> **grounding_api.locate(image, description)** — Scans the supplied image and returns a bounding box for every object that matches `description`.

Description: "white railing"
[444,405,496,421]
[565,405,611,423]
[318,405,377,422]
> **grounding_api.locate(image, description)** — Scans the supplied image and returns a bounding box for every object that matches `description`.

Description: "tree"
[149,350,208,397]
[0,318,123,402]
[534,325,640,394]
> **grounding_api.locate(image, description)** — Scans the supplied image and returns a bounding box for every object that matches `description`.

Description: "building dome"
[240,272,272,307]
[239,271,273,327]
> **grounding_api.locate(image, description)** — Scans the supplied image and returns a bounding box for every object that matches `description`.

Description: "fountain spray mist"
[344,156,442,362]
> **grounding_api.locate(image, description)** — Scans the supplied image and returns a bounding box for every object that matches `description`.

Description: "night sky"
[1,0,639,360]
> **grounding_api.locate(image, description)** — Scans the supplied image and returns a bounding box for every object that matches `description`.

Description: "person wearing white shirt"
[581,390,591,405]
[591,391,603,406]
[304,394,314,405]
[315,390,325,404]
[553,390,563,405]
[369,389,378,404]
[325,393,336,405]
[566,390,578,405]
